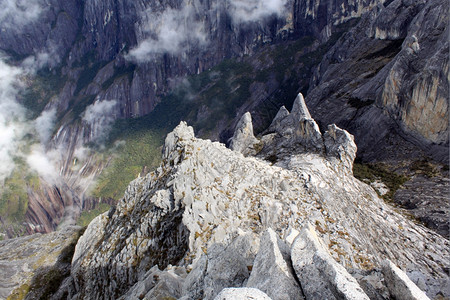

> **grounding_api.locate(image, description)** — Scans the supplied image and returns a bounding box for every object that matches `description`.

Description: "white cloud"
[26,145,61,185]
[0,0,44,29]
[227,0,289,24]
[21,43,62,72]
[127,2,208,62]
[34,108,56,145]
[0,60,27,182]
[0,57,58,184]
[82,99,118,143]
[127,0,289,62]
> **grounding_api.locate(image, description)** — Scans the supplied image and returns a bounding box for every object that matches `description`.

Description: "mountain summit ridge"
[58,94,449,299]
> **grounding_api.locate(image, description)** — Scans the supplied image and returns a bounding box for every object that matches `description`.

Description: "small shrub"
[353,162,409,202]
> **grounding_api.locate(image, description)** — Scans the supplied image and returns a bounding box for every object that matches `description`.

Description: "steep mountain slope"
[43,95,449,300]
[0,0,447,239]
[305,0,448,162]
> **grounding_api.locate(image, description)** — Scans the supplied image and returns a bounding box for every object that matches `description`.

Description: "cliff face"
[53,95,449,299]
[293,0,384,40]
[305,0,449,162]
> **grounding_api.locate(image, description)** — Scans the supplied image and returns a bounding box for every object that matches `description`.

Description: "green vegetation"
[353,163,409,202]
[410,159,440,177]
[93,123,165,200]
[0,158,40,224]
[6,284,29,300]
[20,67,67,119]
[76,203,111,227]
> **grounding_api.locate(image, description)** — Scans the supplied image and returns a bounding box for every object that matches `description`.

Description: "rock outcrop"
[53,96,449,300]
[229,112,260,156]
[0,226,81,300]
[381,259,431,300]
[214,288,272,300]
[259,93,356,174]
[293,0,385,41]
[2,0,445,241]
[306,0,449,162]
[291,223,369,300]
[246,229,303,300]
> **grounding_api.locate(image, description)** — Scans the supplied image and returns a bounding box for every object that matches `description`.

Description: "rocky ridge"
[52,94,449,300]
[1,0,447,238]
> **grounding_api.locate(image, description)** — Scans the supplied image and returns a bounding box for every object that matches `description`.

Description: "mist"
[0,60,27,182]
[0,0,44,29]
[127,0,289,62]
[82,99,118,144]
[227,0,288,24]
[127,2,207,61]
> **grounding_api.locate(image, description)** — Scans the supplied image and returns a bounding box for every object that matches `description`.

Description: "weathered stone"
[268,106,290,134]
[323,124,357,173]
[381,259,430,300]
[291,93,312,120]
[0,226,81,300]
[214,288,272,300]
[64,120,450,299]
[284,228,300,247]
[258,93,325,159]
[229,112,260,156]
[246,228,304,300]
[182,254,208,300]
[305,0,449,162]
[203,233,260,300]
[394,174,450,237]
[291,223,370,300]
[118,265,186,300]
[350,269,390,300]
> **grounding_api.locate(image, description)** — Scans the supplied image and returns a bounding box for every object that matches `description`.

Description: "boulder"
[118,265,186,300]
[381,259,430,300]
[214,288,272,300]
[246,228,304,300]
[291,223,370,300]
[202,233,260,299]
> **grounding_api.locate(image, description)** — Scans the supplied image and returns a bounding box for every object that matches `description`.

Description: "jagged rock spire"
[163,121,195,159]
[291,92,312,120]
[268,105,290,133]
[324,124,357,173]
[257,93,357,173]
[66,117,449,299]
[229,112,260,156]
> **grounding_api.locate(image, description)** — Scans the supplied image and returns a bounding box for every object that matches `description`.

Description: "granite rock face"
[291,223,370,300]
[229,112,260,156]
[260,93,356,174]
[306,0,449,162]
[246,228,303,300]
[3,0,445,240]
[214,288,272,300]
[56,96,448,300]
[381,259,431,300]
[0,226,81,300]
[293,0,385,41]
